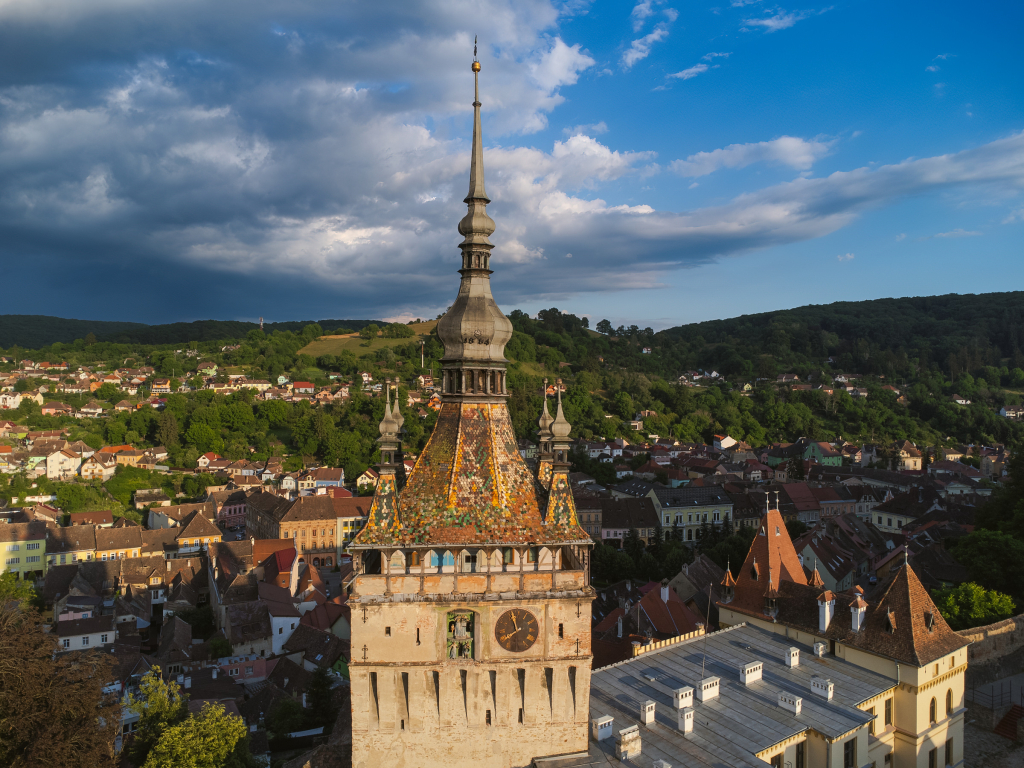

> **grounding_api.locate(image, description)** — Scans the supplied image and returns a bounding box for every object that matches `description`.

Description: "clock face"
[494,608,539,652]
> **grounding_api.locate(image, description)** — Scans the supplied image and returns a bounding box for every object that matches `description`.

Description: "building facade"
[717,505,967,768]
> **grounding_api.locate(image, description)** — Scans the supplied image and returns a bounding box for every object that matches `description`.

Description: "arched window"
[390,551,405,570]
[442,551,455,567]
[929,697,936,723]
[946,689,952,715]
[409,551,421,567]
[313,557,321,567]
[427,550,439,567]
[503,547,514,565]
[324,557,333,567]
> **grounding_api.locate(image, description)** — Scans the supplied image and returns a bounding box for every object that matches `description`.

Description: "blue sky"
[0,0,1021,330]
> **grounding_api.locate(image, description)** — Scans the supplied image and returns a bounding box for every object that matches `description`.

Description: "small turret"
[536,378,554,489]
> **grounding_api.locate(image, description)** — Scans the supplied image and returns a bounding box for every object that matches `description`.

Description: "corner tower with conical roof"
[349,49,593,768]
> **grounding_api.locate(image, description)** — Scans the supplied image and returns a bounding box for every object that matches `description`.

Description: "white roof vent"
[677,707,694,734]
[641,700,656,726]
[672,686,694,710]
[697,677,720,702]
[811,676,834,700]
[813,641,827,657]
[591,715,613,742]
[778,691,803,715]
[616,725,641,761]
[653,761,672,768]
[785,647,800,667]
[740,661,763,686]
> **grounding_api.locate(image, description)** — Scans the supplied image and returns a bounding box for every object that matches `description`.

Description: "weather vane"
[472,36,480,72]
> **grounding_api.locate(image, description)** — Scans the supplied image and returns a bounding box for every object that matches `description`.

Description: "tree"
[0,572,35,603]
[785,520,808,540]
[173,605,216,640]
[787,457,805,481]
[950,531,1024,600]
[0,604,118,767]
[932,582,1016,631]
[359,324,380,342]
[268,698,305,735]
[596,319,613,335]
[305,668,336,727]
[96,383,121,401]
[156,412,179,447]
[623,528,645,565]
[143,702,248,768]
[126,666,188,766]
[209,636,232,660]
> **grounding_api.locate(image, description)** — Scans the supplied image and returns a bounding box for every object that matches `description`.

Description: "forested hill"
[653,291,1024,380]
[0,315,381,348]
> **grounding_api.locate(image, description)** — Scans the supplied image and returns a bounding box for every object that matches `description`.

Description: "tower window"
[486,710,492,725]
[558,623,564,639]
[518,708,524,724]
[385,627,391,637]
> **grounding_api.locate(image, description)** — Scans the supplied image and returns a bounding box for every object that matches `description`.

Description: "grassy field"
[299,320,437,357]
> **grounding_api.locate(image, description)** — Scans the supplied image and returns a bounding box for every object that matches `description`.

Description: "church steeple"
[435,50,514,402]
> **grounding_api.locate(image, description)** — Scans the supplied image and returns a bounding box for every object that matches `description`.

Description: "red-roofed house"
[293,382,315,394]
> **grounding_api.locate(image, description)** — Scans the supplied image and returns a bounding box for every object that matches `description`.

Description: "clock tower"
[347,53,593,768]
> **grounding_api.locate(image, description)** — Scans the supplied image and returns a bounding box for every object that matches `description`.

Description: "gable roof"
[730,508,807,615]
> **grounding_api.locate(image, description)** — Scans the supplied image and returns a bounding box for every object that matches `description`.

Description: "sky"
[0,0,1022,330]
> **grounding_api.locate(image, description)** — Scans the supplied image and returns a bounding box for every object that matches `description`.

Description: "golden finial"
[472,36,480,72]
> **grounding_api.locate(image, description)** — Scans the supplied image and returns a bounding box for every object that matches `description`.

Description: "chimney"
[177,673,184,684]
[640,700,656,726]
[817,591,835,632]
[813,641,827,657]
[696,677,720,702]
[184,677,191,689]
[616,615,623,639]
[677,707,694,734]
[739,661,763,686]
[615,725,641,761]
[672,686,694,710]
[660,579,670,603]
[284,677,289,689]
[850,591,867,631]
[626,579,632,592]
[166,559,171,571]
[810,676,834,700]
[778,691,803,715]
[784,647,800,667]
[212,668,218,679]
[302,693,308,708]
[591,716,614,742]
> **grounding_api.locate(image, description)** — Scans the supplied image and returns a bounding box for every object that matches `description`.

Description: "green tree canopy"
[143,702,248,768]
[932,582,1016,631]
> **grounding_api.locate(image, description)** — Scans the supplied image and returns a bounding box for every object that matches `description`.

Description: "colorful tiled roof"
[353,402,587,547]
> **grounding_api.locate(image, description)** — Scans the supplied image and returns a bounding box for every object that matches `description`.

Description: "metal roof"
[553,623,895,768]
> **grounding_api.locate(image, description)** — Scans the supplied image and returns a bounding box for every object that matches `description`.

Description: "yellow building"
[94,527,143,561]
[1,521,47,580]
[717,506,967,768]
[348,60,593,768]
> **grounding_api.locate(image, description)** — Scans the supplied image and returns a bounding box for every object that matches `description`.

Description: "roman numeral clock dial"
[494,608,539,652]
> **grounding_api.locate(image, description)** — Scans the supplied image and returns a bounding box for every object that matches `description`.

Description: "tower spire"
[436,40,513,403]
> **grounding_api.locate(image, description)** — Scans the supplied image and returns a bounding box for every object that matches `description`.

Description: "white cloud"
[622,22,671,69]
[836,252,854,261]
[630,0,656,31]
[895,233,906,241]
[934,53,954,60]
[934,229,982,238]
[564,121,608,136]
[731,0,762,5]
[670,135,832,177]
[702,51,732,61]
[688,182,699,189]
[742,9,812,32]
[1003,208,1024,224]
[925,65,939,72]
[669,63,711,80]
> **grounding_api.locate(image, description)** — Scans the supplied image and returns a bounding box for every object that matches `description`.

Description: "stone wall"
[958,614,1024,665]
